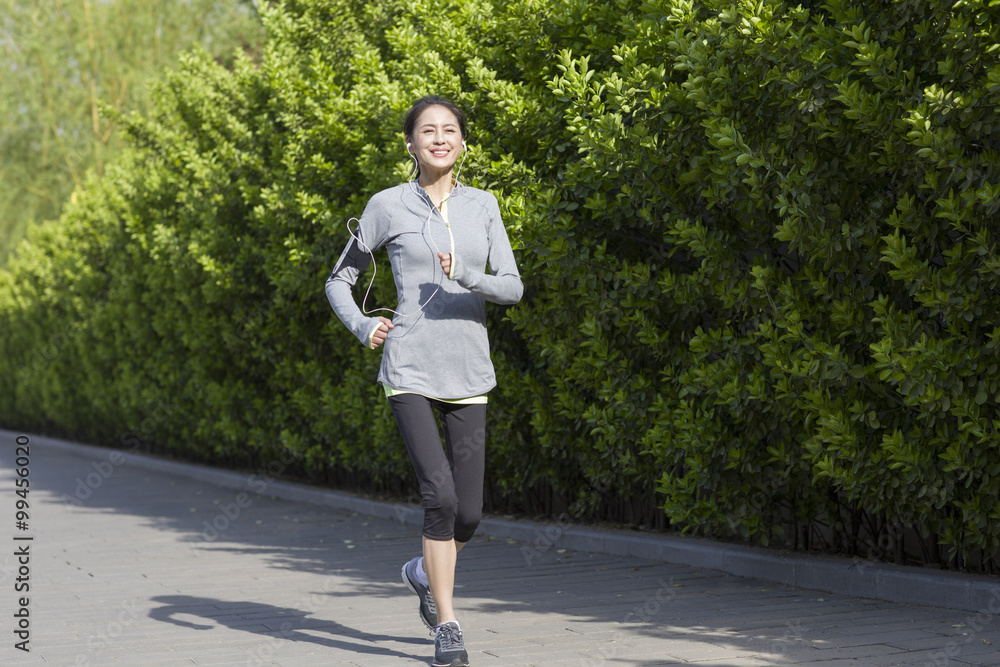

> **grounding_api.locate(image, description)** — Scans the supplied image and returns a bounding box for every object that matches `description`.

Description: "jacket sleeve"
[324,194,392,347]
[451,194,524,305]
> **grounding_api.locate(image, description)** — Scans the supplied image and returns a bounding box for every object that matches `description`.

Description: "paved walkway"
[0,432,998,667]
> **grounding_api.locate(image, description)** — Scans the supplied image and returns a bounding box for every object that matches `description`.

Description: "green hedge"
[2,0,1000,571]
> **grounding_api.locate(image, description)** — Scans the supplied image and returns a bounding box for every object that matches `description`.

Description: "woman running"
[324,95,523,667]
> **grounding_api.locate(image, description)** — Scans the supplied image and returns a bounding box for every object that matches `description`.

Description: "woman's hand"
[371,316,394,348]
[438,252,452,278]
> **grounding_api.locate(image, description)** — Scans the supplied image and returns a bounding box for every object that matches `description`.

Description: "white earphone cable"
[345,142,466,320]
[346,192,453,320]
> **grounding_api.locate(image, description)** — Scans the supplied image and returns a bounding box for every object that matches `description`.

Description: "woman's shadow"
[149,594,428,662]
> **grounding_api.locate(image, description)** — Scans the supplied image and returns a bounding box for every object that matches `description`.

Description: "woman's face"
[409,105,463,178]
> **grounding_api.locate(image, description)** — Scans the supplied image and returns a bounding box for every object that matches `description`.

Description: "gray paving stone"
[970,580,1000,615]
[877,566,975,611]
[723,549,799,586]
[795,555,880,599]
[3,431,1000,666]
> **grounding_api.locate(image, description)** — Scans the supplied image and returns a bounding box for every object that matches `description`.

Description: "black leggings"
[388,393,487,543]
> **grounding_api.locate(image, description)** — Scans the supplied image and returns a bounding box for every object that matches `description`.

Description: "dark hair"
[402,95,467,141]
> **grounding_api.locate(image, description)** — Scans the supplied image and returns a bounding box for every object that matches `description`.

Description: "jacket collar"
[408,179,465,202]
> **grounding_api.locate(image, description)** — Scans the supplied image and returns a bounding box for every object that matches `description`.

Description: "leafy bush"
[0,0,264,265]
[2,0,999,571]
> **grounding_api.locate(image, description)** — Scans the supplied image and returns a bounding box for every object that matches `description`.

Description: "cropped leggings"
[388,393,487,543]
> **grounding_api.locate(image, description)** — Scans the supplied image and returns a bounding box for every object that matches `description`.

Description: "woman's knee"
[422,486,459,540]
[454,505,482,543]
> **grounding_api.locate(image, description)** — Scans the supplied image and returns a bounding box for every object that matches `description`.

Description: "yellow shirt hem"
[382,384,488,404]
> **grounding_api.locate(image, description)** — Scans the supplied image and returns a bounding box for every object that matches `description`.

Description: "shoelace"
[435,623,464,650]
[423,590,438,637]
[425,590,437,618]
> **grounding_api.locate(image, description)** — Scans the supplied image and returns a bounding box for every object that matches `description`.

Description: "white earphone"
[405,139,467,181]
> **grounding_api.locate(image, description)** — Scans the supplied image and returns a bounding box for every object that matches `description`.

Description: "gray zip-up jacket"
[325,182,523,399]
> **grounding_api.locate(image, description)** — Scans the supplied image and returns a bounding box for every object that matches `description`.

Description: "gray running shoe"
[433,621,469,667]
[401,556,437,630]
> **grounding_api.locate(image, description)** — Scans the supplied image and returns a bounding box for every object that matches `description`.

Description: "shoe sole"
[400,561,420,596]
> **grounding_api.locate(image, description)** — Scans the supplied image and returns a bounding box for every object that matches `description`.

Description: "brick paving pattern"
[0,432,997,666]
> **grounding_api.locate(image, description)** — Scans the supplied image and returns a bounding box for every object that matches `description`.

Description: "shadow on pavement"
[149,594,425,659]
[0,433,965,666]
